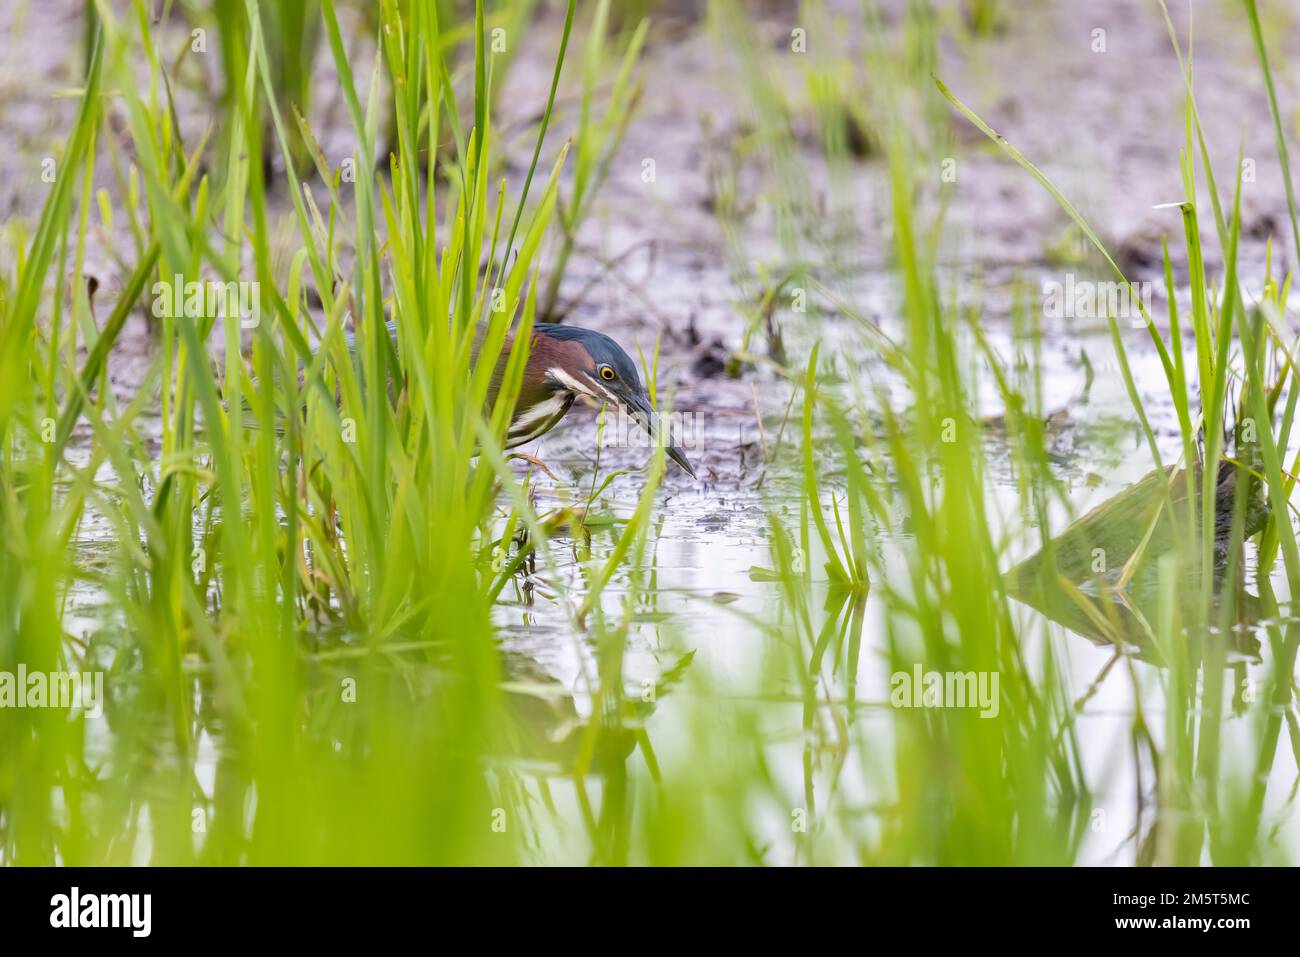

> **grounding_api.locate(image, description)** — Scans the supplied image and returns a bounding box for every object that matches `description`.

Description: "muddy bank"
[3,2,1294,423]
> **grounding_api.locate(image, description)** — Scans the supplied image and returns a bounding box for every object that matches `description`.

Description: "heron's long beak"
[621,389,696,478]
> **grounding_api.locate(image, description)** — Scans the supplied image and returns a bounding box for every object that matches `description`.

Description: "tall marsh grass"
[0,0,1297,866]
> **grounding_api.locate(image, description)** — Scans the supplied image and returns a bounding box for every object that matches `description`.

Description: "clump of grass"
[0,0,592,865]
[922,0,1300,863]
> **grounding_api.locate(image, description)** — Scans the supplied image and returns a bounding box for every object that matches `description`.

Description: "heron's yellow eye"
[599,365,616,381]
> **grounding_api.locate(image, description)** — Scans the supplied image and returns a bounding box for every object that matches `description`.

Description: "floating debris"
[1006,460,1269,659]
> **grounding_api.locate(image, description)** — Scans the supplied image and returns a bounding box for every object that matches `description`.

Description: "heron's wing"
[472,324,534,416]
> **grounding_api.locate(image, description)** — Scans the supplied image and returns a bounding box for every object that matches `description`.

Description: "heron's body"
[487,326,581,448]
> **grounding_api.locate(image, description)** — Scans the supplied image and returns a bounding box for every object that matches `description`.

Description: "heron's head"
[536,324,695,477]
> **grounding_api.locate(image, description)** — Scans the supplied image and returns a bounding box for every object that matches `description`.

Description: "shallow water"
[40,256,1299,866]
[455,290,1296,862]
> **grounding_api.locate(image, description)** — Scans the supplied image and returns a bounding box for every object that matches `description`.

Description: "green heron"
[362,319,696,477]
